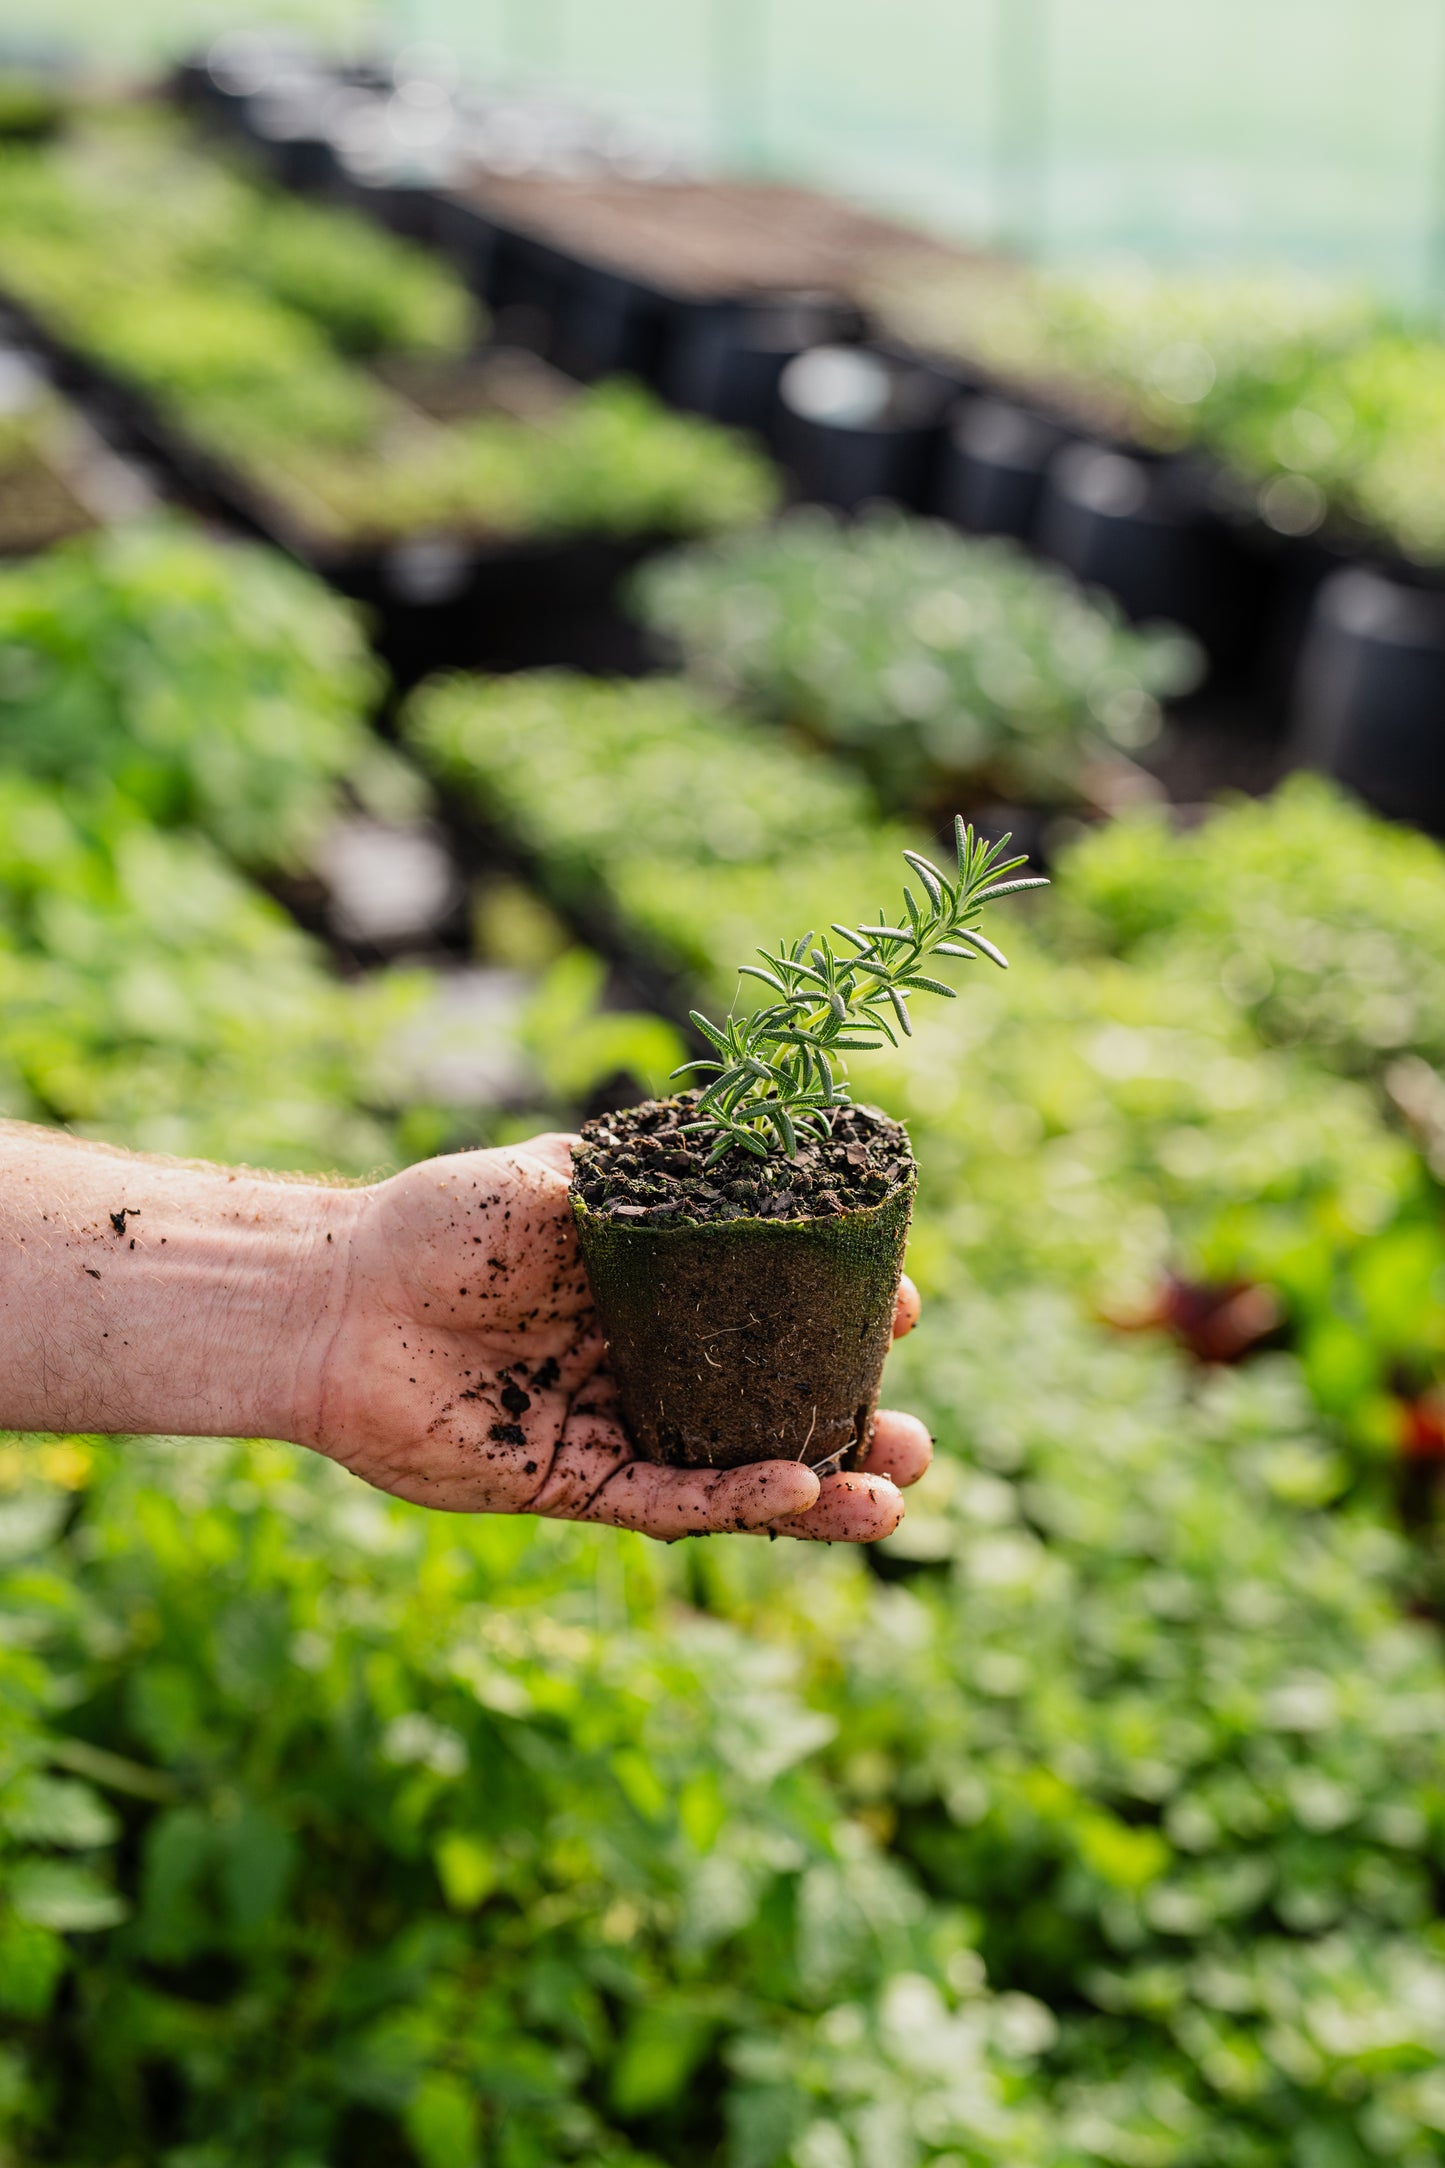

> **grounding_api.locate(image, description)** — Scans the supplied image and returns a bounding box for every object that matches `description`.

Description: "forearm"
[0,1123,358,1441]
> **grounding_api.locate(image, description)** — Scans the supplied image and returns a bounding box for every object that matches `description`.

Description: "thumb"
[513,1132,581,1181]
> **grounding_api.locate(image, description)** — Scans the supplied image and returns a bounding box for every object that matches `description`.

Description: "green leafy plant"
[1051,773,1445,1088]
[678,821,1046,1162]
[214,192,476,358]
[0,521,399,872]
[405,670,918,1003]
[278,378,778,546]
[0,116,776,550]
[863,258,1376,454]
[864,256,1445,560]
[634,509,1198,810]
[0,772,419,1171]
[0,71,66,143]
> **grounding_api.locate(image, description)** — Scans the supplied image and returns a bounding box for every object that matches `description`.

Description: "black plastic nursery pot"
[569,1098,916,1472]
[777,345,949,509]
[344,529,664,686]
[659,294,865,440]
[241,90,342,194]
[485,226,579,359]
[1033,440,1256,667]
[933,394,1072,539]
[430,190,499,286]
[551,260,670,383]
[1290,564,1445,834]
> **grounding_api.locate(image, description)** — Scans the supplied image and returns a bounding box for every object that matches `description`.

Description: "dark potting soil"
[570,1093,912,1226]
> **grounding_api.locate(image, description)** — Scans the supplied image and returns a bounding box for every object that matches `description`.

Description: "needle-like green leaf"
[682,823,1044,1160]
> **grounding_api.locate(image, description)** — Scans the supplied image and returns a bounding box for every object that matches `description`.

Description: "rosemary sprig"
[672,818,1048,1165]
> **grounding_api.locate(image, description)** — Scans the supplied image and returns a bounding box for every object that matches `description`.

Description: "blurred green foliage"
[632,508,1199,811]
[1052,775,1445,1085]
[0,393,96,555]
[408,672,1445,1463]
[278,380,778,548]
[867,259,1445,560]
[0,522,407,871]
[0,72,66,145]
[0,108,475,362]
[0,113,776,549]
[0,770,416,1170]
[516,949,687,1109]
[866,261,1373,454]
[407,671,917,1003]
[0,306,1444,2153]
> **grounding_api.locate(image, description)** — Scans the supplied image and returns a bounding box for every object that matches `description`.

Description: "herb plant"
[677,821,1046,1162]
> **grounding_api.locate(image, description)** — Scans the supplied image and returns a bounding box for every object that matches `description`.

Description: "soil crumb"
[571,1093,912,1226]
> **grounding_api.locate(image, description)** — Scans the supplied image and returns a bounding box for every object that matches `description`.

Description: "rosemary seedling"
[675,818,1047,1164]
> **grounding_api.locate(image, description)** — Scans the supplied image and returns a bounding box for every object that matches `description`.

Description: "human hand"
[302,1135,930,1542]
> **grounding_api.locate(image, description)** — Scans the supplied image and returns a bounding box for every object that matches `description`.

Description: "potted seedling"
[569,820,1045,1470]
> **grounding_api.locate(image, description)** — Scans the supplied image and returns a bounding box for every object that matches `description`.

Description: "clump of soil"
[571,1093,912,1225]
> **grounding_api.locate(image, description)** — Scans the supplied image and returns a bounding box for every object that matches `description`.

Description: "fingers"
[513,1131,580,1180]
[584,1457,822,1538]
[537,1434,822,1538]
[860,1408,932,1488]
[892,1274,920,1339]
[530,1385,923,1545]
[763,1471,905,1544]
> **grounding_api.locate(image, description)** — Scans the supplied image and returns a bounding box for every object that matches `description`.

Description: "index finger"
[565,1455,822,1539]
[513,1131,582,1180]
[892,1274,920,1338]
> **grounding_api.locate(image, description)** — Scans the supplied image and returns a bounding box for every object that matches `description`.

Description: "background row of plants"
[0,101,1227,823]
[4,506,1445,2166]
[0,109,774,549]
[5,111,1445,2168]
[868,255,1445,559]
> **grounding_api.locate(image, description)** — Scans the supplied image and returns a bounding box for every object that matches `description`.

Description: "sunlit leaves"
[677,825,1047,1159]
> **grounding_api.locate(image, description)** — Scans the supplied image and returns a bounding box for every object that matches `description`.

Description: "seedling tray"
[0,288,672,683]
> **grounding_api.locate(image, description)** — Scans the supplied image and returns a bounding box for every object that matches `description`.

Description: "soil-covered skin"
[571,1093,912,1225]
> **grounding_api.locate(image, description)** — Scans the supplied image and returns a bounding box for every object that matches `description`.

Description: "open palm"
[305,1134,930,1541]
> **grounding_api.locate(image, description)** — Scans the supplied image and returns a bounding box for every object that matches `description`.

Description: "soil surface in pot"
[571,1092,911,1223]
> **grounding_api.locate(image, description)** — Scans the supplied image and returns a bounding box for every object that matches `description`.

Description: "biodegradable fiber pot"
[569,1096,916,1472]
